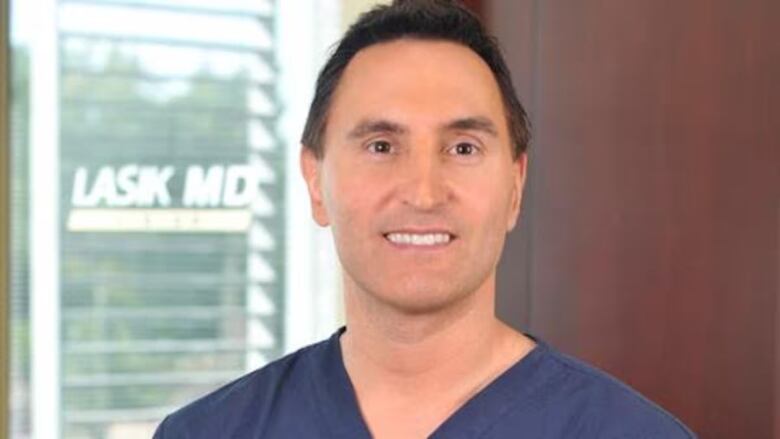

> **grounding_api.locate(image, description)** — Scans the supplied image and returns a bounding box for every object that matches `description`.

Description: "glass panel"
[8,0,348,437]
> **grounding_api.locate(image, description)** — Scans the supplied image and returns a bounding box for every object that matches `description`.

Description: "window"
[6,1,367,437]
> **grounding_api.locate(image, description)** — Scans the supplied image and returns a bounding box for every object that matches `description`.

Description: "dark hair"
[300,0,530,160]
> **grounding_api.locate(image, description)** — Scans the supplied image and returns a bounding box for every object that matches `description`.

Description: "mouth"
[382,231,457,247]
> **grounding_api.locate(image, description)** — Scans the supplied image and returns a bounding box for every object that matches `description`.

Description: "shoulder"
[153,339,328,439]
[532,343,697,439]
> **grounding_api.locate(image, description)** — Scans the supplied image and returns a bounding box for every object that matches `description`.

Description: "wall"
[490,0,780,437]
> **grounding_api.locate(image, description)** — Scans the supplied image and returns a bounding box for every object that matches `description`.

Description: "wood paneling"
[490,0,779,437]
[460,0,484,17]
[491,0,536,331]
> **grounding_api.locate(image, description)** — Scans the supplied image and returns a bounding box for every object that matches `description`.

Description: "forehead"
[327,39,507,136]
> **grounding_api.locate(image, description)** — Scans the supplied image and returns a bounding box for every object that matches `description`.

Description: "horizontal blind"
[11,0,284,437]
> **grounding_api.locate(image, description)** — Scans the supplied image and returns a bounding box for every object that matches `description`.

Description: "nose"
[400,149,449,211]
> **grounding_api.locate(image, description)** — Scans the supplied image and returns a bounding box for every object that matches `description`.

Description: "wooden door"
[489,1,780,437]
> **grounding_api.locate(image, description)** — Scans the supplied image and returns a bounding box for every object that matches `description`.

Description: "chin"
[368,278,476,316]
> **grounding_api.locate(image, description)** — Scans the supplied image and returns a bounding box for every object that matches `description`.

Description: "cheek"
[322,170,378,236]
[468,180,514,264]
[458,170,515,226]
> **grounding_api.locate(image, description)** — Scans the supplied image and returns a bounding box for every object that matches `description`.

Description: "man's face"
[302,39,527,314]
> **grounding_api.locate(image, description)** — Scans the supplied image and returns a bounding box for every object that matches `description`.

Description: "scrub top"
[153,327,696,438]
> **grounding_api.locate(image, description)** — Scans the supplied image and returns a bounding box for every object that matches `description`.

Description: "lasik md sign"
[66,164,272,232]
[71,164,263,208]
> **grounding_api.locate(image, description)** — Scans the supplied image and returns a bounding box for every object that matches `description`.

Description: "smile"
[384,232,454,246]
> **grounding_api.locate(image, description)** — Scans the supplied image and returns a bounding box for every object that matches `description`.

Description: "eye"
[367,140,393,154]
[450,141,478,156]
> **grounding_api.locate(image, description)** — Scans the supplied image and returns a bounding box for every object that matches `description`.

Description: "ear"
[300,146,330,227]
[506,152,528,231]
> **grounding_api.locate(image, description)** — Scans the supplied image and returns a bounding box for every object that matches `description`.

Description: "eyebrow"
[443,116,499,137]
[347,119,408,139]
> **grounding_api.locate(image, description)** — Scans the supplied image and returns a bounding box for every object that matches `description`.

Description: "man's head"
[300,0,530,314]
[301,0,530,160]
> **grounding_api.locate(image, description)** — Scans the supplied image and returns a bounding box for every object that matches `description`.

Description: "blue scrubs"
[154,328,696,438]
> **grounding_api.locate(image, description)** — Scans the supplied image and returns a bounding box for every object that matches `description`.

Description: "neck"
[340,273,527,390]
[338,274,536,438]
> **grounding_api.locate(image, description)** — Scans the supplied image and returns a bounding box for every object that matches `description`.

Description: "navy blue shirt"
[154,328,696,438]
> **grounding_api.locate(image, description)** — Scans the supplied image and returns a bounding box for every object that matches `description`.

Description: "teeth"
[385,233,452,246]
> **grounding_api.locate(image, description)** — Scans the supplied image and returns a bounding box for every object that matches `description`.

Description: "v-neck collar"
[309,327,551,439]
[308,327,372,438]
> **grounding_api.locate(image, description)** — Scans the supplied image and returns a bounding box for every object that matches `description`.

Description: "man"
[154,1,696,437]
